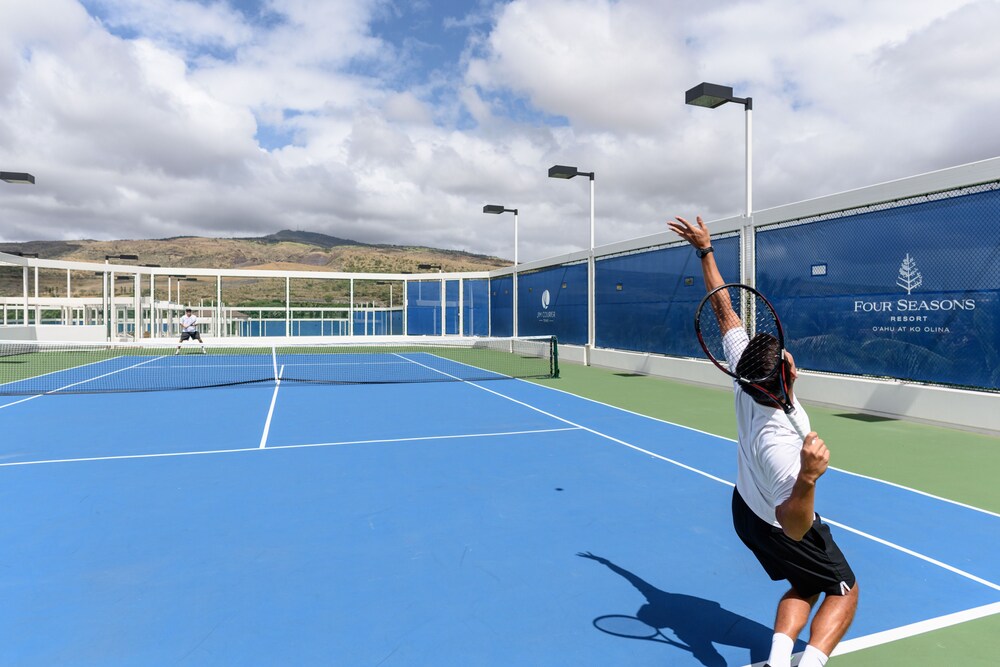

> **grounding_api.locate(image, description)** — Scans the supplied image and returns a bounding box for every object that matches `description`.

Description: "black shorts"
[180,331,202,342]
[732,488,856,598]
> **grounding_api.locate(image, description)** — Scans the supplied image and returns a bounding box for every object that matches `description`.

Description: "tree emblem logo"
[896,254,923,295]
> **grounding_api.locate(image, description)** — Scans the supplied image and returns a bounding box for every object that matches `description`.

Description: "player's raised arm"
[667,216,741,334]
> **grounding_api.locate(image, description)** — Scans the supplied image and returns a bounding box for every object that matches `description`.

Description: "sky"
[2,0,1000,263]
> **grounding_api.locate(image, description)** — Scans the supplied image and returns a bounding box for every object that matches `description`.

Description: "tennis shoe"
[201,347,206,354]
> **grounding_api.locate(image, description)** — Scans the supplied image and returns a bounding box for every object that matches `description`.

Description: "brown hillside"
[0,234,508,307]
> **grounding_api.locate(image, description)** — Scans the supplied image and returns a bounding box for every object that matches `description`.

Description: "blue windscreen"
[490,275,513,337]
[756,187,1000,389]
[516,263,588,345]
[406,281,441,335]
[463,279,489,336]
[352,309,392,335]
[445,280,460,335]
[596,237,741,357]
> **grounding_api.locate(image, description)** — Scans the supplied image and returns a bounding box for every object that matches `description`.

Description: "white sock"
[768,633,795,667]
[797,644,829,667]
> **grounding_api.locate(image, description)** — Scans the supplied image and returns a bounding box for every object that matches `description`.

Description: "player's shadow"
[579,552,798,667]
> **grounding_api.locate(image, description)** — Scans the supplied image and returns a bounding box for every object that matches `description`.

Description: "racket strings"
[695,285,783,383]
[740,293,782,383]
[696,287,740,369]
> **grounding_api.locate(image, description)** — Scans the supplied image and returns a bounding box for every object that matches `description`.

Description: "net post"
[271,345,278,384]
[550,335,559,378]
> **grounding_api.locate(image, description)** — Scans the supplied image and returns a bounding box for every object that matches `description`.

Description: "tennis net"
[0,336,559,395]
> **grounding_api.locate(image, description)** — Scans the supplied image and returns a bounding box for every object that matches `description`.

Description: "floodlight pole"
[482,205,519,336]
[685,82,753,285]
[548,165,596,356]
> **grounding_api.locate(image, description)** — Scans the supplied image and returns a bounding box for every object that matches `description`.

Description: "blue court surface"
[1,356,999,666]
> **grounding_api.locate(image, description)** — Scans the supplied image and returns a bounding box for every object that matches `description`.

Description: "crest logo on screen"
[850,253,974,334]
[536,289,556,322]
[896,254,922,295]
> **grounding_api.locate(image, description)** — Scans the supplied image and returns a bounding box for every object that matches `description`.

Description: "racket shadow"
[579,552,802,667]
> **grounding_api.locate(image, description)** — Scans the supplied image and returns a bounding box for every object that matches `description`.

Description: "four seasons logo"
[852,254,975,333]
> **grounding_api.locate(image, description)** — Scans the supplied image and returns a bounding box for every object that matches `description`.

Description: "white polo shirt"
[723,327,810,527]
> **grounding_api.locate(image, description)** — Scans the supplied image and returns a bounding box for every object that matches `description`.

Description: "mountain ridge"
[0,230,509,304]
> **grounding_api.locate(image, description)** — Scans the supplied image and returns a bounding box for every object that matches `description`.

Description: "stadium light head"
[483,204,518,216]
[685,82,752,110]
[548,164,594,180]
[106,254,139,261]
[0,171,35,185]
[13,251,39,258]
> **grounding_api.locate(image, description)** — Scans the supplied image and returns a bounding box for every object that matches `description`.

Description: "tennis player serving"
[668,216,857,667]
[176,307,207,354]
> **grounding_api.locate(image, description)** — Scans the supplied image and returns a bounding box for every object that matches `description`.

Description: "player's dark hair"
[736,333,783,406]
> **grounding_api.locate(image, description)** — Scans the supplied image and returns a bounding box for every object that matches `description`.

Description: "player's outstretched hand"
[667,216,711,249]
[800,432,829,483]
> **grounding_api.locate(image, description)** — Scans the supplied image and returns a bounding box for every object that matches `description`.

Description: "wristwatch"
[695,246,714,258]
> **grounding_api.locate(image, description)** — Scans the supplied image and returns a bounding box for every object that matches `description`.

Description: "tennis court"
[1,343,998,666]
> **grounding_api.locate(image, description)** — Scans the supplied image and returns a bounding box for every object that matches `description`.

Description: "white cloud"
[2,0,1000,265]
[85,0,254,53]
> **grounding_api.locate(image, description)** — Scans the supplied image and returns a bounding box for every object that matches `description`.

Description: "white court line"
[0,351,130,389]
[397,354,1000,593]
[830,600,1000,656]
[259,365,285,449]
[822,517,1000,591]
[0,426,581,468]
[517,376,1000,519]
[0,355,167,409]
[394,354,732,487]
[828,466,1000,520]
[738,600,1000,667]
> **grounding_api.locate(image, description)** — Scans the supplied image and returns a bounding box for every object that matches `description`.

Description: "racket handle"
[785,407,808,440]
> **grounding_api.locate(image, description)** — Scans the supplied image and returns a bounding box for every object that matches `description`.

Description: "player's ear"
[783,351,798,380]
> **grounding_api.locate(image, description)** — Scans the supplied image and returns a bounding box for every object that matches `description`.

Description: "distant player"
[176,307,206,354]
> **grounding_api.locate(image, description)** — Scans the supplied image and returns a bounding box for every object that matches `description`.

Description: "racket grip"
[785,407,808,440]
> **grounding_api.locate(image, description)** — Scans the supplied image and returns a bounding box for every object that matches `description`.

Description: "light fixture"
[0,171,35,185]
[685,81,753,218]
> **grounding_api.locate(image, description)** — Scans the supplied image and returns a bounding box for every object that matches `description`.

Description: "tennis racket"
[593,615,689,650]
[694,283,807,438]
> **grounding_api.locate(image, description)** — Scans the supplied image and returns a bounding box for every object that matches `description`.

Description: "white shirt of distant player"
[181,314,198,333]
[722,327,811,528]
